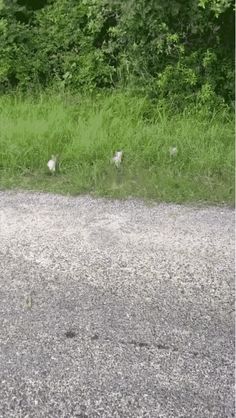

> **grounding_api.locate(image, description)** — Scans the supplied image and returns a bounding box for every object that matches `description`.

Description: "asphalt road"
[0,191,234,418]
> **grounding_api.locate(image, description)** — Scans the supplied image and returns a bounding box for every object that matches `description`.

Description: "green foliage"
[0,0,234,107]
[0,92,234,203]
[198,0,233,17]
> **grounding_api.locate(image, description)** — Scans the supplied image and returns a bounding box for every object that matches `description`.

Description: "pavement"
[0,191,234,418]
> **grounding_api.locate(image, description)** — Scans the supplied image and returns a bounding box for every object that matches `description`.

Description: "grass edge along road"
[0,91,234,205]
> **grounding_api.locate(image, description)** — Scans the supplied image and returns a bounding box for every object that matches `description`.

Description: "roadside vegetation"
[0,91,233,203]
[0,0,234,203]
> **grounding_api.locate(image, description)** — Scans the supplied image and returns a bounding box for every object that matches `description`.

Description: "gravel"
[0,191,234,418]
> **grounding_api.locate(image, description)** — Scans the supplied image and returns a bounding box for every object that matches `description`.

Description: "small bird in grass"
[111,151,123,167]
[47,155,58,173]
[169,147,178,157]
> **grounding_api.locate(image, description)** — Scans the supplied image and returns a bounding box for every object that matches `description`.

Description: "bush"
[0,0,234,108]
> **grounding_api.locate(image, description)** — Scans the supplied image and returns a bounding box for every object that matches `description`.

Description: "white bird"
[47,155,57,173]
[111,151,123,167]
[169,147,178,157]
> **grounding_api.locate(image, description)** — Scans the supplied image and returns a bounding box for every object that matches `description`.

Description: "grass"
[0,91,234,204]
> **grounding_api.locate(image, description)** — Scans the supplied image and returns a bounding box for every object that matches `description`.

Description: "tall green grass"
[0,91,234,203]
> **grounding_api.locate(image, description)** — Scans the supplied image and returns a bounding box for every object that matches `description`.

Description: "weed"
[0,91,234,204]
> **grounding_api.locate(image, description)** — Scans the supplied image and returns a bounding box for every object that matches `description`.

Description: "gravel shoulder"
[0,191,235,418]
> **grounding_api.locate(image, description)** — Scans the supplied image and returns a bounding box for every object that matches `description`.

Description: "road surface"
[0,191,234,417]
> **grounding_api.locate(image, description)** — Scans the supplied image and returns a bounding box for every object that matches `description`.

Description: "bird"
[111,151,123,167]
[47,155,58,173]
[169,147,178,157]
